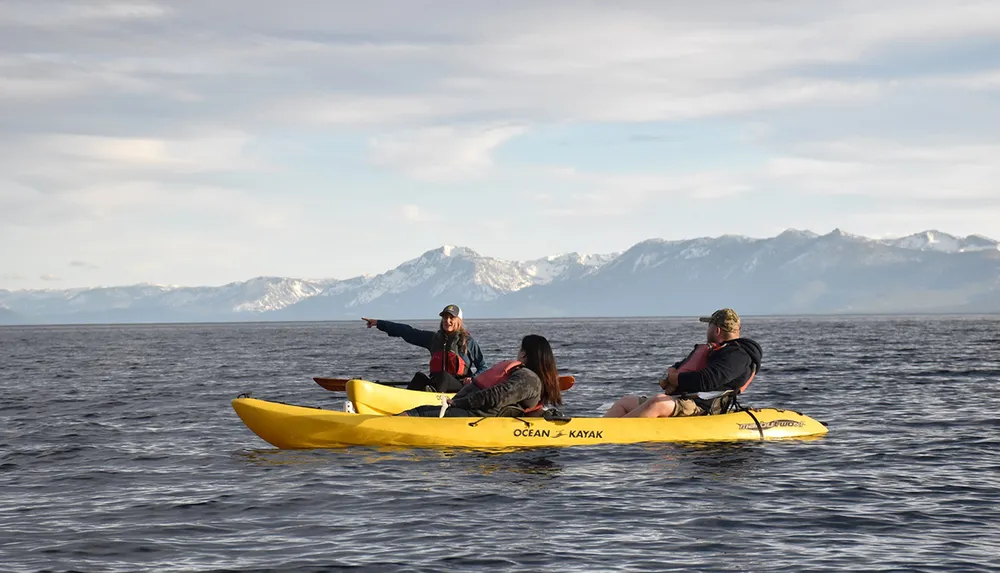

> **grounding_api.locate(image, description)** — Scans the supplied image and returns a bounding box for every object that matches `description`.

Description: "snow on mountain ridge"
[3,230,998,322]
[0,277,338,316]
[343,246,622,308]
[777,229,820,240]
[881,230,1000,253]
[351,249,565,306]
[517,252,617,284]
[348,246,488,306]
[230,278,326,312]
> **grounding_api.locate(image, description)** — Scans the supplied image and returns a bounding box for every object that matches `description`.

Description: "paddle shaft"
[313,377,408,392]
[314,375,576,393]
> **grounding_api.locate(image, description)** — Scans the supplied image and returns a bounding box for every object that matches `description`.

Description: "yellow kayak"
[232,397,828,450]
[346,379,452,415]
[343,378,579,415]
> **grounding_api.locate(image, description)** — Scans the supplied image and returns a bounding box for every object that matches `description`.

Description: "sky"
[2,0,999,290]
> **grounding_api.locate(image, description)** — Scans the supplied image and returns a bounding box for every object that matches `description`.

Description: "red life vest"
[677,342,756,393]
[676,343,719,373]
[471,359,544,414]
[429,350,468,377]
[428,331,470,377]
[473,359,523,389]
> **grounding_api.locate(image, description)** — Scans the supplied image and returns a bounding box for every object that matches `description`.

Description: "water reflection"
[232,448,334,467]
[466,450,564,480]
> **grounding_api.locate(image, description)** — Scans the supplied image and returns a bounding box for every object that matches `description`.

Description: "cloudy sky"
[2,1,998,290]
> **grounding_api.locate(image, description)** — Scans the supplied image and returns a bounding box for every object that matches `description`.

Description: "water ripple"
[1,317,998,572]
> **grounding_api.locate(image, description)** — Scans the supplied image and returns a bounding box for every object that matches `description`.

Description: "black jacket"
[448,368,542,416]
[673,338,763,393]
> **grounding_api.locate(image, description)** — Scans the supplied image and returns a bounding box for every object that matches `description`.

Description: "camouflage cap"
[699,308,740,331]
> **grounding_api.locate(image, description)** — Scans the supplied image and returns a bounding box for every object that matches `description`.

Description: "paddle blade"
[314,377,412,392]
[313,377,349,392]
[558,375,575,391]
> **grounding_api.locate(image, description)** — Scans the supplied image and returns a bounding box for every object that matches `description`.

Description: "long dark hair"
[520,334,561,406]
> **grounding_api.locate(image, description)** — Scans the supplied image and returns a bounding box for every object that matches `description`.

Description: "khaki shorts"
[637,395,706,417]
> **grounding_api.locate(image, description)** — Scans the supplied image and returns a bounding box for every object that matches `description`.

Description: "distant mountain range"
[2,229,998,324]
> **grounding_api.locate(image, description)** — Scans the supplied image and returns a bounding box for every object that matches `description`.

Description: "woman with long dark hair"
[363,304,487,392]
[400,334,562,417]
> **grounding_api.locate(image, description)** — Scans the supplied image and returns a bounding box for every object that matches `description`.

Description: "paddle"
[313,375,576,393]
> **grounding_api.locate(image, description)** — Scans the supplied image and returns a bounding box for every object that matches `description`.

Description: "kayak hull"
[232,397,828,450]
[346,378,451,415]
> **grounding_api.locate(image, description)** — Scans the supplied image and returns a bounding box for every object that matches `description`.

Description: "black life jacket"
[428,331,470,378]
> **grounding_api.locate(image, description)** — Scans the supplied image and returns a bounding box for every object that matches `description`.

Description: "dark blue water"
[2,317,998,572]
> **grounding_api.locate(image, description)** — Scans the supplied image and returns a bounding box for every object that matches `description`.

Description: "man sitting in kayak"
[603,308,762,418]
[362,304,487,393]
[399,334,563,417]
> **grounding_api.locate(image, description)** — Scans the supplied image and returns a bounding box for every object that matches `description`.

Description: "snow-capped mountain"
[483,228,1000,317]
[881,230,1000,253]
[266,245,616,321]
[1,229,998,324]
[0,277,340,323]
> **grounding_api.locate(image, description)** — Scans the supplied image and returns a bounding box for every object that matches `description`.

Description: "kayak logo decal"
[512,428,604,439]
[738,419,804,431]
[513,428,552,438]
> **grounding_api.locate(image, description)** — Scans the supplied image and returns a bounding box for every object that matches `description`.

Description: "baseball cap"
[699,308,740,331]
[439,304,463,319]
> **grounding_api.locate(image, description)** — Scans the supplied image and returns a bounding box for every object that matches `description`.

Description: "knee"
[604,395,638,417]
[649,396,676,417]
[618,395,642,411]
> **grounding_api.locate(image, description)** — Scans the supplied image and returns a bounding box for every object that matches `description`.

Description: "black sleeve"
[675,346,751,393]
[450,383,476,402]
[450,369,541,411]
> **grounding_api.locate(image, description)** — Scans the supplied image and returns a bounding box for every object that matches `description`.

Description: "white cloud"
[39,274,61,281]
[13,131,259,172]
[765,140,1000,199]
[850,207,1000,236]
[69,260,100,269]
[467,166,752,222]
[4,2,997,126]
[1,176,297,231]
[369,125,526,181]
[491,136,1000,223]
[3,2,169,26]
[400,204,423,221]
[2,1,999,288]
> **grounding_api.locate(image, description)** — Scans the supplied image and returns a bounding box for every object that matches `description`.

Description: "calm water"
[1,316,998,572]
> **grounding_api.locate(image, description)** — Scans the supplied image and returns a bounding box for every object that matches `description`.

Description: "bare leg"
[603,395,643,417]
[623,394,677,418]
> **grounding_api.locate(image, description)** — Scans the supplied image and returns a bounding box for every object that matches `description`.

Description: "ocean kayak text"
[512,428,604,439]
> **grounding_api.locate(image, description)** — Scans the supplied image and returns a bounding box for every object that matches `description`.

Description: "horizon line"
[3,310,1000,328]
